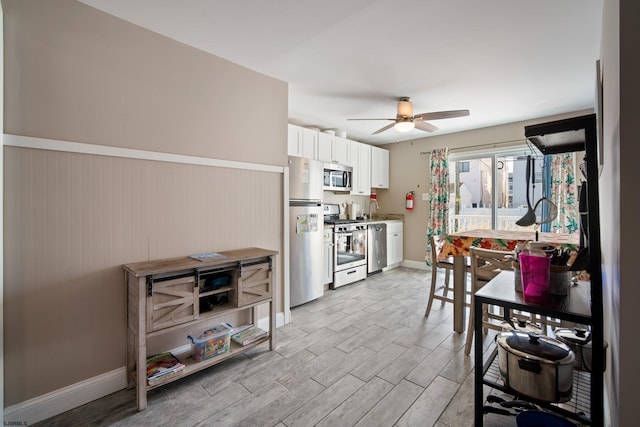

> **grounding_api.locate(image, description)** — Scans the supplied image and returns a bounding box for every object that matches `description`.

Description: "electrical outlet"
[422,193,429,201]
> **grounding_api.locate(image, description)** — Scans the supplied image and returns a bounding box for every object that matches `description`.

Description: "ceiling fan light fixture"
[348,96,469,135]
[397,97,413,117]
[394,120,415,132]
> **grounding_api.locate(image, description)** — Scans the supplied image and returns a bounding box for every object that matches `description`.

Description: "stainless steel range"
[324,204,367,288]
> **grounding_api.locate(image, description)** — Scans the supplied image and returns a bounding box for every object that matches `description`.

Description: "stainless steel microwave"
[323,163,352,192]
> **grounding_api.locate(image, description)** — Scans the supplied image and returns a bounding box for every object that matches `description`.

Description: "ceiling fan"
[348,97,470,135]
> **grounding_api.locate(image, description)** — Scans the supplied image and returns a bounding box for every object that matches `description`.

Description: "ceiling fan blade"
[415,120,439,132]
[413,109,470,121]
[347,118,395,121]
[372,123,396,135]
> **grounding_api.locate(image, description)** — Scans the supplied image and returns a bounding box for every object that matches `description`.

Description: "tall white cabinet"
[371,146,390,189]
[350,141,371,196]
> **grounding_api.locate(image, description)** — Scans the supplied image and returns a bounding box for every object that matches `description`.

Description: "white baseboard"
[258,311,287,329]
[277,311,286,327]
[3,311,288,425]
[3,367,127,426]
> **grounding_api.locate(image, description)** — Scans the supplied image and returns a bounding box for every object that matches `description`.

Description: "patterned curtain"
[548,153,579,234]
[425,147,450,265]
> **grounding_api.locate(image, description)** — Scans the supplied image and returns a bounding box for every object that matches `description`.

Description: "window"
[447,148,576,233]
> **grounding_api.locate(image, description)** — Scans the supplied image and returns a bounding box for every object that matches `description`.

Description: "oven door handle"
[337,232,353,237]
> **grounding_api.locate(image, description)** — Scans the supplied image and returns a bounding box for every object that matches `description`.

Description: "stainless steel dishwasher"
[367,223,387,274]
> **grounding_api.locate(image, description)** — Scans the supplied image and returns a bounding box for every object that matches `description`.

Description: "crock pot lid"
[554,327,591,345]
[501,318,542,333]
[505,332,570,361]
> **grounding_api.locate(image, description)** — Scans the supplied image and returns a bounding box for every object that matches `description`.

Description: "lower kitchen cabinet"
[124,247,277,411]
[322,229,334,286]
[386,221,403,268]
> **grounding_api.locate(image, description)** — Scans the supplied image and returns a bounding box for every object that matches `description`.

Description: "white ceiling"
[79,0,603,145]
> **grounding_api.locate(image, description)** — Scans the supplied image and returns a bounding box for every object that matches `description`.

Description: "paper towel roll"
[349,203,359,220]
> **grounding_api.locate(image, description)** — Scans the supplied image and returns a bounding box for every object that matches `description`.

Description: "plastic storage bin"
[188,324,231,361]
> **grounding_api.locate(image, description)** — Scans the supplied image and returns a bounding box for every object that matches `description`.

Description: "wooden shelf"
[125,247,278,411]
[135,336,272,391]
[146,297,272,339]
[199,285,234,298]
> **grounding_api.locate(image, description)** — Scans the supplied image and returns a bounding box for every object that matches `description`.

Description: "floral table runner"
[439,229,579,260]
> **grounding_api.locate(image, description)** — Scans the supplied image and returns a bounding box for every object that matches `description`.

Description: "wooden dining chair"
[425,234,471,317]
[463,246,516,356]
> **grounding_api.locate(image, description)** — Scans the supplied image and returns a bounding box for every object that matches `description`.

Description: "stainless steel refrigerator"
[289,156,324,307]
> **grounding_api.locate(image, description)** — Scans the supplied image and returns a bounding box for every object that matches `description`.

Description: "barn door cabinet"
[473,114,604,426]
[124,247,277,411]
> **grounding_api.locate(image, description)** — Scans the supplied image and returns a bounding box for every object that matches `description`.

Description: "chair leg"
[538,314,548,335]
[442,269,450,298]
[464,300,475,356]
[425,266,438,317]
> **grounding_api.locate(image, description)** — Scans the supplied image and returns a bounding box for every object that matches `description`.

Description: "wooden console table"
[124,247,277,410]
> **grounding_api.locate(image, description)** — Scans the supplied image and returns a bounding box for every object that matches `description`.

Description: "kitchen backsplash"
[370,213,405,221]
[322,192,404,221]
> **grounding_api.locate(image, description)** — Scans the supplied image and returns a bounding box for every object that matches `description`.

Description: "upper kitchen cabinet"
[318,134,350,165]
[370,146,389,189]
[288,124,318,159]
[350,141,371,196]
[317,132,333,163]
[333,136,351,165]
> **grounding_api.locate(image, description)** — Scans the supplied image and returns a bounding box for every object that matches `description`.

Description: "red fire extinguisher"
[406,191,415,210]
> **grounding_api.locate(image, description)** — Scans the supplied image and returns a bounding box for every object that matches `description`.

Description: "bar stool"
[425,234,471,317]
[464,246,516,355]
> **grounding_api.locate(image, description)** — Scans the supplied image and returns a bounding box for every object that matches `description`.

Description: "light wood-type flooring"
[35,267,516,427]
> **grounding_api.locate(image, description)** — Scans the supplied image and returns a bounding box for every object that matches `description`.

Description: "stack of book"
[146,352,185,386]
[231,325,268,346]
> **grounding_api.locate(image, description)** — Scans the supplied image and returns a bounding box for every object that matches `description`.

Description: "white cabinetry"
[386,221,403,268]
[350,142,371,196]
[288,124,317,159]
[319,134,351,165]
[332,136,351,165]
[322,229,334,285]
[371,146,390,189]
[317,132,333,163]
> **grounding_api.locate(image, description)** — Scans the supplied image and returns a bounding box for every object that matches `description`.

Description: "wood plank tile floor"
[35,267,515,427]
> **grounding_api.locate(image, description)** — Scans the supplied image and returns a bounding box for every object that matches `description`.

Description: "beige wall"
[380,111,591,264]
[3,0,287,406]
[3,0,286,166]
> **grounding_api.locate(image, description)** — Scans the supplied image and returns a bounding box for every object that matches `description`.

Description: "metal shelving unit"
[473,114,604,426]
[483,350,591,421]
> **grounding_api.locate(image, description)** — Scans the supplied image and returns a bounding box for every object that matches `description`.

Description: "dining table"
[437,228,580,333]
